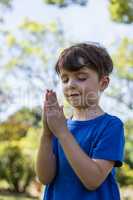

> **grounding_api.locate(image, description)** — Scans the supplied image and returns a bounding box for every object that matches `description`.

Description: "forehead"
[60,67,89,77]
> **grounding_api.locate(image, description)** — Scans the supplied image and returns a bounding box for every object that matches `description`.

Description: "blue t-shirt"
[42,113,125,200]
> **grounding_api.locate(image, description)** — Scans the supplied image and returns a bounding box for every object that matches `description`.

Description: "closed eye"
[62,77,87,83]
[62,79,68,83]
[78,78,87,81]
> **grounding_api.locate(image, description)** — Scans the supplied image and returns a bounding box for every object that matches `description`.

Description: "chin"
[69,102,85,109]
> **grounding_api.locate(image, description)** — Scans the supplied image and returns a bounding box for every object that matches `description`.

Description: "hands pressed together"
[42,89,68,139]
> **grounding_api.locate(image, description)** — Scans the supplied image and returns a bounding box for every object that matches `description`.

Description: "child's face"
[59,66,109,109]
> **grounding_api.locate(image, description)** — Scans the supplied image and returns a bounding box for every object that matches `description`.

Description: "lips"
[71,94,79,96]
[69,94,80,97]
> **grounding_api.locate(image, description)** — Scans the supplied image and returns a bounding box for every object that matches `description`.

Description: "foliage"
[116,163,133,186]
[44,0,87,7]
[0,0,13,24]
[0,107,41,141]
[0,19,65,117]
[116,119,133,186]
[3,19,62,70]
[108,0,133,23]
[0,107,41,192]
[0,143,35,192]
[0,195,37,200]
[124,119,133,168]
[0,0,132,192]
[106,38,133,110]
[112,38,133,80]
[43,0,133,24]
[0,0,133,25]
[0,0,12,8]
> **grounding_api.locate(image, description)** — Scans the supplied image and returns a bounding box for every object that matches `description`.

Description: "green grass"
[0,180,40,200]
[0,196,33,200]
[0,194,39,200]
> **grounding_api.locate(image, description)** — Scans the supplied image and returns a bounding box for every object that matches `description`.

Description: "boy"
[36,42,125,200]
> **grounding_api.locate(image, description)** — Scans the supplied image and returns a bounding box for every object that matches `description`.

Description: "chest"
[56,124,102,178]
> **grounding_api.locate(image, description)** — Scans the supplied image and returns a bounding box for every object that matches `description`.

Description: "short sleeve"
[52,136,58,156]
[92,119,125,167]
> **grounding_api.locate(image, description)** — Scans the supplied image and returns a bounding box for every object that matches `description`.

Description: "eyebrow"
[60,69,88,78]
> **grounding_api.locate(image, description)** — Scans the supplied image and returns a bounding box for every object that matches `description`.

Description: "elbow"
[35,166,56,185]
[87,185,99,191]
[36,171,55,185]
[35,170,55,185]
[84,181,102,191]
[37,176,52,185]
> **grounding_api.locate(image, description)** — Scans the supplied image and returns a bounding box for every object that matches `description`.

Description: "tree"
[43,0,133,24]
[0,0,13,23]
[108,0,133,24]
[107,37,133,186]
[0,0,133,24]
[0,0,12,7]
[0,107,41,192]
[0,145,35,192]
[44,0,88,7]
[106,38,133,110]
[0,18,66,120]
[0,107,41,141]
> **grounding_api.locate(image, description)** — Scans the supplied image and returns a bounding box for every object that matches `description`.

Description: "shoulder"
[100,114,125,142]
[105,113,124,126]
[95,113,124,134]
[96,113,125,141]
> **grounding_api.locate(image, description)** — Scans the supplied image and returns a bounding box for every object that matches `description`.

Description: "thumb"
[60,105,64,112]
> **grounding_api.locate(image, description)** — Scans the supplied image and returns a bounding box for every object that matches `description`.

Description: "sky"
[1,0,133,121]
[4,0,133,44]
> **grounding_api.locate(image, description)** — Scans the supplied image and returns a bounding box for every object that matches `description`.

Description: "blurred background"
[0,0,133,199]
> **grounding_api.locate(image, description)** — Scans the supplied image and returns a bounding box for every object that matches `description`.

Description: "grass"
[0,180,40,200]
[0,192,39,200]
[120,186,133,200]
[0,196,37,200]
[0,181,132,200]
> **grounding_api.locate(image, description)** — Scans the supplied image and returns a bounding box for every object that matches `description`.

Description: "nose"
[67,79,77,89]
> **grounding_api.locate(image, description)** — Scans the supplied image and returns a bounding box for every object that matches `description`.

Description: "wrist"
[42,126,52,134]
[41,134,53,142]
[57,128,69,141]
[41,132,53,140]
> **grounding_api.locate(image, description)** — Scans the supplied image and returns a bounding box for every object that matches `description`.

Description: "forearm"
[58,130,104,190]
[36,132,56,185]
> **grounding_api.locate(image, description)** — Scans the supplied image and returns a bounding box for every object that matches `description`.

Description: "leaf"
[109,0,133,24]
[112,38,133,80]
[19,18,46,33]
[6,33,16,47]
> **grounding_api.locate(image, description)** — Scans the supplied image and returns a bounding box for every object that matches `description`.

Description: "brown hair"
[55,42,113,79]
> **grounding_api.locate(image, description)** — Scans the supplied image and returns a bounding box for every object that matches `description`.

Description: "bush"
[0,143,35,192]
[0,107,41,141]
[116,162,133,186]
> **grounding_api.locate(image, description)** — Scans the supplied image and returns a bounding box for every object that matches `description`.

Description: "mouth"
[68,94,80,97]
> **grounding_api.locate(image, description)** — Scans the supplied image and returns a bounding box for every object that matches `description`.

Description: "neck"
[72,105,105,121]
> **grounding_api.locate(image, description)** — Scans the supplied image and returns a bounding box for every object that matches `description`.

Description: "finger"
[50,91,59,103]
[46,109,60,117]
[60,105,64,113]
[53,91,58,100]
[44,89,49,101]
[44,91,48,101]
[45,105,60,115]
[45,104,59,111]
[44,89,52,103]
[45,103,55,109]
[47,91,59,106]
[46,90,49,101]
[43,110,47,122]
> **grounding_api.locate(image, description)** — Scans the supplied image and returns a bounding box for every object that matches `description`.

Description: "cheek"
[62,85,67,96]
[82,83,99,102]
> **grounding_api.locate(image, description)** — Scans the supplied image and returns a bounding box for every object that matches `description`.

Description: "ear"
[99,76,110,92]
